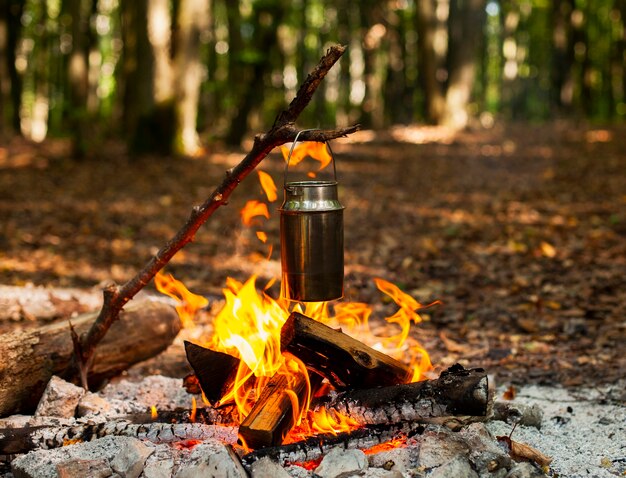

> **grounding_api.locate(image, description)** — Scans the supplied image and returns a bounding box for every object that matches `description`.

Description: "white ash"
[314,447,369,478]
[486,383,626,478]
[90,375,197,416]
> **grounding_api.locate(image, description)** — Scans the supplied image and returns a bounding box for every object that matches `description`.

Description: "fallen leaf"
[502,385,517,400]
[497,436,552,467]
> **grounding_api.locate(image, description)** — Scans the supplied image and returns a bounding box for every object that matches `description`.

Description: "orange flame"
[257,170,278,202]
[157,272,434,442]
[256,231,268,243]
[280,141,333,171]
[154,271,208,328]
[240,200,270,226]
[151,405,158,420]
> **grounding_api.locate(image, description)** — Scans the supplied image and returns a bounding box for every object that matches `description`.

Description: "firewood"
[238,368,312,449]
[314,364,489,425]
[280,312,413,389]
[0,420,238,455]
[184,341,240,405]
[241,421,427,468]
[0,299,180,417]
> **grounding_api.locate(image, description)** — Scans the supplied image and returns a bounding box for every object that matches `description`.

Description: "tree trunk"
[65,0,90,157]
[225,0,285,146]
[416,0,446,123]
[442,0,486,129]
[0,0,24,135]
[550,0,575,113]
[173,0,209,156]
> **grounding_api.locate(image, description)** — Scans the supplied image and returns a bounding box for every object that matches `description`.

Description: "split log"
[313,364,488,426]
[0,299,180,417]
[281,312,412,389]
[238,369,311,449]
[0,420,237,455]
[184,341,240,405]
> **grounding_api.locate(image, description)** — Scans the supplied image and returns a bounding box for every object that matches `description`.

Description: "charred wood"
[0,300,180,417]
[0,418,237,455]
[184,341,240,405]
[313,364,488,426]
[241,421,426,468]
[281,312,413,389]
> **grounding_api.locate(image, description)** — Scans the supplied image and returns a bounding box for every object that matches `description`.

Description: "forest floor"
[0,121,625,390]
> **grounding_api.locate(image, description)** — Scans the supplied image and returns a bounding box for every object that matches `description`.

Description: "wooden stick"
[281,312,413,389]
[184,341,240,405]
[64,44,358,388]
[0,299,180,417]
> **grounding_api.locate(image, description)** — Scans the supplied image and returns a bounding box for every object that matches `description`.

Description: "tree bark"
[0,299,180,416]
[0,0,24,135]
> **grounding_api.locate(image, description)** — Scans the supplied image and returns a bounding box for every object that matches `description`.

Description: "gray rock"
[34,376,85,418]
[11,436,148,478]
[109,439,153,478]
[417,430,467,469]
[250,457,292,478]
[361,469,404,478]
[173,441,247,478]
[314,447,368,478]
[428,456,478,478]
[56,458,114,478]
[368,446,418,474]
[493,402,543,429]
[505,462,547,478]
[142,458,175,478]
[457,423,511,474]
[77,392,114,418]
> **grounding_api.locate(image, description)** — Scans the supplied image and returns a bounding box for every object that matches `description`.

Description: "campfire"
[0,49,556,477]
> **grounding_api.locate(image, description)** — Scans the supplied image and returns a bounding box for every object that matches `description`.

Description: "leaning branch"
[64,44,359,388]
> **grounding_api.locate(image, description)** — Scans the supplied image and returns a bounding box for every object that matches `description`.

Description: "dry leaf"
[439,331,470,353]
[502,385,517,400]
[497,436,552,467]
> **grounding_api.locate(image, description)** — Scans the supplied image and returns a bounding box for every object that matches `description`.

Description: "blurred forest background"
[1,0,625,157]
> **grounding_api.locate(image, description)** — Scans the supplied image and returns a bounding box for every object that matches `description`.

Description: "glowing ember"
[154,271,208,328]
[257,170,277,202]
[362,436,407,454]
[280,141,333,171]
[151,405,158,420]
[240,200,270,226]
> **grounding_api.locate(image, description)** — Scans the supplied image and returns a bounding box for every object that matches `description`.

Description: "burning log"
[184,341,240,404]
[0,299,180,416]
[312,364,489,425]
[313,364,489,426]
[238,367,312,449]
[280,312,413,389]
[241,421,426,468]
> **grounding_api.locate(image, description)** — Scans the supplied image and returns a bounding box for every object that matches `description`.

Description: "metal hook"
[284,129,338,185]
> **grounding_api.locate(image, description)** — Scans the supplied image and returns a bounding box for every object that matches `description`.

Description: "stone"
[173,441,247,478]
[367,446,418,474]
[505,462,547,478]
[250,457,293,478]
[428,456,479,478]
[11,436,148,478]
[109,438,153,478]
[77,392,113,418]
[493,401,543,429]
[34,376,85,419]
[417,430,467,469]
[56,458,114,478]
[361,469,404,478]
[458,422,512,474]
[314,447,368,478]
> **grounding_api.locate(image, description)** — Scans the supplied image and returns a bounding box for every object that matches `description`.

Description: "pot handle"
[284,129,338,185]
